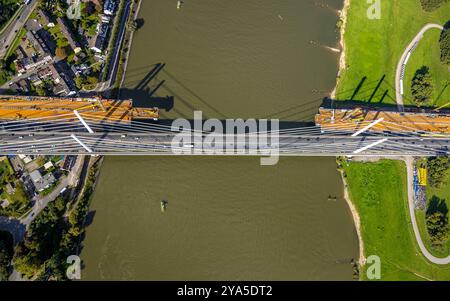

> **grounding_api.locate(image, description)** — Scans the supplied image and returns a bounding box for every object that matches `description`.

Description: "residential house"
[90,22,109,54]
[29,170,56,192]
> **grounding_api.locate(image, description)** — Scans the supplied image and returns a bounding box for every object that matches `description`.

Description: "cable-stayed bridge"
[0,95,450,156]
[0,112,449,157]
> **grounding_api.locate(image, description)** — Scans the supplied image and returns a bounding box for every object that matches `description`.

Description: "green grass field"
[404,30,450,107]
[336,0,450,106]
[343,160,450,280]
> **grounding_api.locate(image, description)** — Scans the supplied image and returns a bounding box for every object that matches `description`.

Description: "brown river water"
[81,0,359,280]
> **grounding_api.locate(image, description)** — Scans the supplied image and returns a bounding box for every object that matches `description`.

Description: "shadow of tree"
[427,195,449,217]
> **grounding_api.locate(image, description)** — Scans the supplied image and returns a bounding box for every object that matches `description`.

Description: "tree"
[0,231,13,281]
[426,211,450,247]
[74,76,84,89]
[411,66,433,106]
[427,156,450,188]
[420,0,448,11]
[35,85,47,97]
[55,47,68,59]
[440,25,450,65]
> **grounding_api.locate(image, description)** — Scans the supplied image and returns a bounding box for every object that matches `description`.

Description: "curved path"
[404,156,450,265]
[395,24,444,111]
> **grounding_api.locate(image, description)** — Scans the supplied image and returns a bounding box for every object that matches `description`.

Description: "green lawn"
[336,0,450,106]
[47,25,70,48]
[343,159,450,280]
[415,168,450,258]
[0,159,30,218]
[403,29,450,107]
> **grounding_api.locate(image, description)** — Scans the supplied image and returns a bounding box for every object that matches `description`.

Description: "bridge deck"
[0,95,158,122]
[316,107,450,134]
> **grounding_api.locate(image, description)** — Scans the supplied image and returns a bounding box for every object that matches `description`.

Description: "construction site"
[0,95,159,123]
[315,106,450,135]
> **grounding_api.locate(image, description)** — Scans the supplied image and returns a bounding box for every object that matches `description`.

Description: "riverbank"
[333,0,363,272]
[330,0,350,99]
[337,161,365,267]
[118,0,142,90]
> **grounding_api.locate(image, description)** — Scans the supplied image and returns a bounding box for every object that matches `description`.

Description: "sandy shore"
[332,0,365,268]
[330,0,350,99]
[339,168,366,267]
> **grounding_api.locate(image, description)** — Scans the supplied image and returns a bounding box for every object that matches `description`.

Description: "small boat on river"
[161,200,168,212]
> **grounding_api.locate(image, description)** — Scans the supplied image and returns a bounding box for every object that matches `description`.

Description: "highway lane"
[0,0,39,59]
[0,132,449,156]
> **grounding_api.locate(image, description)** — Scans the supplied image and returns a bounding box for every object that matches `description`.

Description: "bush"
[420,0,448,11]
[427,156,450,188]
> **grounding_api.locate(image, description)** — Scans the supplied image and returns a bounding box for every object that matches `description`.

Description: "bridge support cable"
[351,118,384,137]
[71,134,93,153]
[74,110,95,134]
[353,138,389,154]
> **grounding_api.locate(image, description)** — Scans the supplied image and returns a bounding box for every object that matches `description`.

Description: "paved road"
[0,0,39,59]
[395,24,444,111]
[404,156,450,265]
